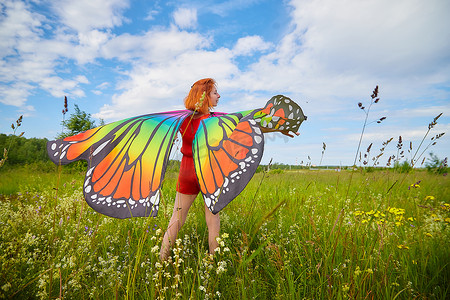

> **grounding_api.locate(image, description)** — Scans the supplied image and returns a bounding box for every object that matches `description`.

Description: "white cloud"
[232,36,272,56]
[101,27,209,63]
[51,0,129,33]
[0,82,33,106]
[173,8,197,30]
[95,47,238,120]
[74,30,112,64]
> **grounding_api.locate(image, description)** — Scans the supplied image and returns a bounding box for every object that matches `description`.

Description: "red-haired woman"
[160,78,221,261]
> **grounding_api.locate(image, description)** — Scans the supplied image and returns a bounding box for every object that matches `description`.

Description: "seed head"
[428,113,442,129]
[377,117,386,124]
[371,85,379,99]
[62,96,69,115]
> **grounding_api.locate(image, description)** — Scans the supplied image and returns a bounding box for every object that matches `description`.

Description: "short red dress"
[176,114,209,195]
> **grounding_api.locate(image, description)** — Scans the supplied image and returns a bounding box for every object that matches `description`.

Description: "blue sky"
[1,0,449,166]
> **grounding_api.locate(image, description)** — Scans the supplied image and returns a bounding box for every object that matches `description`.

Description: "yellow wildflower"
[444,218,450,223]
[407,217,415,222]
[425,233,433,237]
[424,195,435,201]
[397,244,409,250]
[362,219,368,224]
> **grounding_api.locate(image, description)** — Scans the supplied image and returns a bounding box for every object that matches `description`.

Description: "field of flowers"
[0,166,449,299]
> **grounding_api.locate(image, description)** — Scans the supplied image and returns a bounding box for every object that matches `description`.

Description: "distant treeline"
[1,134,445,174]
[0,134,49,165]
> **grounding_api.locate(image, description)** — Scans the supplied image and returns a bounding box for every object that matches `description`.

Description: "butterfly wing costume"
[47,95,306,218]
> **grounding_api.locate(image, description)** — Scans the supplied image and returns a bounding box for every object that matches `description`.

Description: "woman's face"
[209,87,220,107]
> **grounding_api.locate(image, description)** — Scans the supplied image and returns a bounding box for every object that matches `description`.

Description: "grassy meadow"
[0,164,449,299]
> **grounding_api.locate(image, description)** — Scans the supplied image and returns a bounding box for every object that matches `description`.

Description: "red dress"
[176,114,209,194]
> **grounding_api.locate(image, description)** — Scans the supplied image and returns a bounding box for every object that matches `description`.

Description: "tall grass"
[1,168,448,299]
[1,89,448,299]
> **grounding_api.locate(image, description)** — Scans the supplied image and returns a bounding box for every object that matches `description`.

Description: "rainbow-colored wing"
[193,111,264,214]
[47,110,192,219]
[193,95,306,214]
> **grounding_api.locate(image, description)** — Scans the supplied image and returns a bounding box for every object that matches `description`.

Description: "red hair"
[184,78,216,114]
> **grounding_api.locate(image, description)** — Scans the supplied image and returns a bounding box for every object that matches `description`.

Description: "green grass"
[0,167,449,299]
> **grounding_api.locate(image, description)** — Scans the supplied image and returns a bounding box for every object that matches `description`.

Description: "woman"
[160,78,221,261]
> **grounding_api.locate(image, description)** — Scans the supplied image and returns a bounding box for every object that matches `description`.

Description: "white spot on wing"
[204,196,211,207]
[93,140,110,156]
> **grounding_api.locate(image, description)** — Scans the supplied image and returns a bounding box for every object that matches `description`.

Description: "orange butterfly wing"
[193,112,264,214]
[47,110,192,218]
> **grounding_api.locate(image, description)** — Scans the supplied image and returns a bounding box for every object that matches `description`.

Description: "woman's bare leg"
[204,204,220,254]
[160,192,197,260]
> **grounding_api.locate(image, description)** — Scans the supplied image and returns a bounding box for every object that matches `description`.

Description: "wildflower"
[216,261,227,275]
[362,219,368,224]
[407,217,415,222]
[2,282,11,292]
[366,268,373,274]
[199,285,206,292]
[195,92,206,110]
[445,218,450,223]
[342,284,350,292]
[425,195,435,201]
[425,233,433,237]
[397,244,409,250]
[354,266,362,276]
[353,211,364,216]
[151,245,159,254]
[409,181,421,189]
